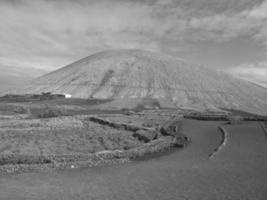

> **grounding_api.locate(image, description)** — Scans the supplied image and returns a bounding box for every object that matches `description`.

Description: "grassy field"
[0,115,143,156]
[0,99,187,171]
[2,97,263,172]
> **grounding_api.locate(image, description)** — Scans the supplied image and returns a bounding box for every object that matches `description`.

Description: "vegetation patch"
[0,103,29,115]
[88,116,152,132]
[0,154,52,165]
[33,106,68,118]
[184,111,229,121]
[226,115,243,125]
[0,135,178,173]
[0,101,190,174]
[223,108,267,121]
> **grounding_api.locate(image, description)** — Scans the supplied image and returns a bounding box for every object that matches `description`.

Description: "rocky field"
[0,100,189,173]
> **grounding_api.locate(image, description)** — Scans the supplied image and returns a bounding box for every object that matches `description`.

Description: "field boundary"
[0,114,189,174]
[0,135,176,174]
[88,116,153,131]
[260,122,267,139]
[209,126,228,159]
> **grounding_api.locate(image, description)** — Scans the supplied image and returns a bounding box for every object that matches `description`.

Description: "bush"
[13,106,29,114]
[226,115,243,124]
[37,106,67,118]
[134,98,161,112]
[0,154,52,165]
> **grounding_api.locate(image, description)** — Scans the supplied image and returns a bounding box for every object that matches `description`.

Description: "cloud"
[227,62,267,87]
[245,0,267,19]
[0,0,267,72]
[0,0,163,69]
[185,1,267,41]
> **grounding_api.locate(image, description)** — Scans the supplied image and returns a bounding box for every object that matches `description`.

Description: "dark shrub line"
[184,114,267,122]
[184,114,229,121]
[88,116,151,132]
[0,154,52,165]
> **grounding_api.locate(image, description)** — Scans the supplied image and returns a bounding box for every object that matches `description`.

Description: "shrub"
[13,106,29,114]
[0,154,52,165]
[37,106,67,118]
[227,115,243,124]
[134,98,161,112]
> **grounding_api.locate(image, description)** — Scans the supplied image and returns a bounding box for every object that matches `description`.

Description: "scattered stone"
[133,130,158,143]
[88,116,150,132]
[172,136,190,148]
[160,117,183,137]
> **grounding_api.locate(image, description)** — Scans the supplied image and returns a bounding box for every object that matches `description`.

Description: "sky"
[0,0,267,84]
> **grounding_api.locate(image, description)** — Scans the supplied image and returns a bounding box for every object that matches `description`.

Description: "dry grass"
[0,103,29,115]
[0,115,142,158]
[0,154,52,165]
[0,102,185,169]
[31,106,68,118]
[99,112,174,128]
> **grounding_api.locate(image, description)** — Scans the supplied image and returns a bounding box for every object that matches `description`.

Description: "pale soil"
[30,49,267,115]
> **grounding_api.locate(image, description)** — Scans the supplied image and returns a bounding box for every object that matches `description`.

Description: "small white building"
[64,94,72,98]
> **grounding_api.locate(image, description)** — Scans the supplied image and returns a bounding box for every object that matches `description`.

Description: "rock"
[133,130,158,143]
[160,118,183,137]
[172,136,190,148]
[89,116,140,131]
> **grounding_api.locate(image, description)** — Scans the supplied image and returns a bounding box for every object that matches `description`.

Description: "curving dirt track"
[0,119,266,200]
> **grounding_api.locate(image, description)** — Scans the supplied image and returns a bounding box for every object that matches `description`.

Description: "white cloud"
[0,0,267,71]
[227,62,267,86]
[246,0,267,19]
[0,0,162,69]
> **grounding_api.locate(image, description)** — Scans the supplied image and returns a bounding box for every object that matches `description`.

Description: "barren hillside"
[30,49,267,114]
[0,65,47,96]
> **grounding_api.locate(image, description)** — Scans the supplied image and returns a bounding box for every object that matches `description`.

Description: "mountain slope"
[0,65,47,85]
[31,49,267,114]
[0,65,47,96]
